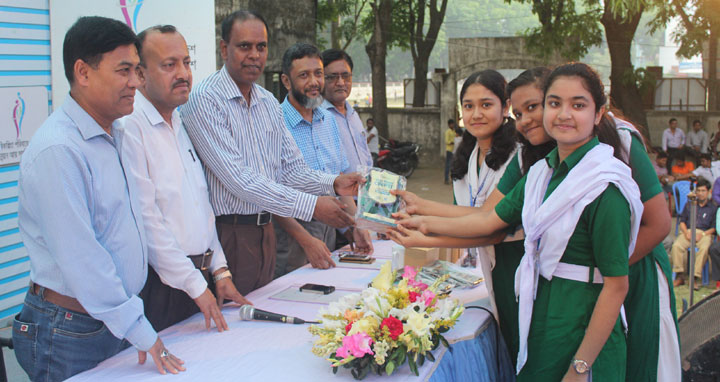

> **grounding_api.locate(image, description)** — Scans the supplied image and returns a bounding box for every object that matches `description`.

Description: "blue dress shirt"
[18,96,156,351]
[280,98,349,175]
[322,99,373,173]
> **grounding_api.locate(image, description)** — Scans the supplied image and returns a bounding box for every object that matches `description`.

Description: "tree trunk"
[365,0,392,140]
[329,0,341,49]
[412,58,429,107]
[708,27,719,111]
[601,5,648,130]
[410,0,447,107]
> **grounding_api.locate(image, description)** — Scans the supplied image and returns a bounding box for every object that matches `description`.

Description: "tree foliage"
[650,0,720,59]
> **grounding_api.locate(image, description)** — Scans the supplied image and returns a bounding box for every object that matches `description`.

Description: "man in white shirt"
[366,118,379,164]
[687,119,709,165]
[662,118,685,173]
[682,154,720,184]
[121,25,250,332]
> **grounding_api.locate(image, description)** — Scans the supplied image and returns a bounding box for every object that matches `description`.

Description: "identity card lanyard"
[468,169,492,208]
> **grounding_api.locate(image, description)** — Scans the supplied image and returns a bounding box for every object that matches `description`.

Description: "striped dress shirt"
[18,96,156,351]
[180,66,336,222]
[280,98,349,175]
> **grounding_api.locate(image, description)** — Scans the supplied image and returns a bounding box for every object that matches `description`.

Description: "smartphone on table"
[299,283,335,295]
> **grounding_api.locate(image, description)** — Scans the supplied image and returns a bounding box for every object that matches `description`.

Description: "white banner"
[0,87,48,165]
[49,0,216,109]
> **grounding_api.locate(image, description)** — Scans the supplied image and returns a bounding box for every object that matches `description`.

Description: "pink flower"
[421,289,436,307]
[408,279,428,291]
[408,291,419,303]
[402,266,418,280]
[336,332,374,358]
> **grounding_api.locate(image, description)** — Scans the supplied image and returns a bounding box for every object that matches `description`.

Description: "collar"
[218,65,267,103]
[321,99,354,117]
[134,91,172,127]
[546,136,599,171]
[62,94,114,140]
[281,96,324,128]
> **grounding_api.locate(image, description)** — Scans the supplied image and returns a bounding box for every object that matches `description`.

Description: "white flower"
[404,310,434,338]
[361,288,391,317]
[373,340,391,365]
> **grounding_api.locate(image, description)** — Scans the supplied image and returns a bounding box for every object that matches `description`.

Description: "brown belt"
[29,281,87,314]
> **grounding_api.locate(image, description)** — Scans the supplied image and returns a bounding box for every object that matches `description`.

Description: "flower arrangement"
[309,262,464,380]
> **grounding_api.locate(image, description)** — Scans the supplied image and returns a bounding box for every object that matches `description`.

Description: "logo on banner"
[12,92,24,139]
[119,0,144,32]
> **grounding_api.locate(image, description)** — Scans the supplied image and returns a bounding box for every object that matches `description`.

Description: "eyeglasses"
[325,72,352,82]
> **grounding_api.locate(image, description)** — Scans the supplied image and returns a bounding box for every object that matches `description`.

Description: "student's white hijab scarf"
[515,142,643,373]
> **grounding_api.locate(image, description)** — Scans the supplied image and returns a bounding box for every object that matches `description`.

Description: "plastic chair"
[672,181,692,235]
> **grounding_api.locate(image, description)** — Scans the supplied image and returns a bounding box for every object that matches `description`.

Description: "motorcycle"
[375,138,420,178]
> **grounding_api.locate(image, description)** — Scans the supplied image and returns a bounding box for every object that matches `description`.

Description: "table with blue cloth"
[69,241,515,382]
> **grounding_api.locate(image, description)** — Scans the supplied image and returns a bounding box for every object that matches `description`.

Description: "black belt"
[216,212,272,226]
[188,249,213,271]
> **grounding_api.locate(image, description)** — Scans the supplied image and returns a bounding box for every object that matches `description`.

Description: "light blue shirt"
[18,96,156,351]
[322,99,373,172]
[180,67,336,221]
[281,97,349,175]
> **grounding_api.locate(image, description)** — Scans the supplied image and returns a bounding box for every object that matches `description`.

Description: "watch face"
[573,360,589,374]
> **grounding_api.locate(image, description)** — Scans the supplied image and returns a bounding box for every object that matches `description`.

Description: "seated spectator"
[653,151,674,193]
[670,177,716,289]
[671,153,695,178]
[683,153,720,184]
[707,211,720,290]
[710,121,720,159]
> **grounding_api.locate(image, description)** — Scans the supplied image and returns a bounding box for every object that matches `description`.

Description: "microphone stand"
[688,182,698,306]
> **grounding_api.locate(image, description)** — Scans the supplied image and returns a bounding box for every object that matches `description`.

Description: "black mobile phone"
[337,251,374,263]
[299,283,335,295]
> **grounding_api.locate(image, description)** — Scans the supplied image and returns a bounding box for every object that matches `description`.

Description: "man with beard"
[274,43,361,277]
[181,11,360,294]
[320,48,374,254]
[121,25,251,333]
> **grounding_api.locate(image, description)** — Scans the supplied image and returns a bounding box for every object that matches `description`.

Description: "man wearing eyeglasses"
[273,43,373,278]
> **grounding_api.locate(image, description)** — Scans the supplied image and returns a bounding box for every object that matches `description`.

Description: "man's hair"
[136,25,178,66]
[669,118,677,124]
[701,153,712,162]
[367,118,374,123]
[448,119,455,125]
[656,150,668,159]
[63,16,138,84]
[221,10,269,42]
[320,48,353,71]
[282,42,321,76]
[697,177,711,190]
[676,152,686,161]
[693,119,702,126]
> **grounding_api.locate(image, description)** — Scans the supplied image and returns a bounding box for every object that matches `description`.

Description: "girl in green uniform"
[394,63,643,381]
[392,66,680,380]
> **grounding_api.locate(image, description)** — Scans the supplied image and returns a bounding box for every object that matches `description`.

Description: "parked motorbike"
[375,138,420,178]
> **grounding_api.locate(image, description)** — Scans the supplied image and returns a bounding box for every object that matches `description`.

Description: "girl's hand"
[387,224,431,248]
[393,213,429,235]
[391,189,425,215]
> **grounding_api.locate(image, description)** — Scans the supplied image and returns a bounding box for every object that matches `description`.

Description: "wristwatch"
[213,270,232,282]
[572,359,590,374]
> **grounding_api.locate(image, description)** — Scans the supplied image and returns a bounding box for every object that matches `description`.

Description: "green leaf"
[426,351,436,362]
[440,335,450,349]
[408,355,419,376]
[358,364,370,380]
[386,361,396,376]
[398,349,407,366]
[333,366,338,375]
[418,353,425,366]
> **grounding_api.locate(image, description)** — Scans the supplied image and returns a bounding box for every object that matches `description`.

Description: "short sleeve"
[495,173,527,226]
[589,185,630,277]
[627,133,663,202]
[497,153,522,195]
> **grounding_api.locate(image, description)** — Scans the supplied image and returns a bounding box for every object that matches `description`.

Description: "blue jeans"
[13,287,130,382]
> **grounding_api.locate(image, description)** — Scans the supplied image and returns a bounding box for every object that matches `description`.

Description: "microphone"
[238,305,316,325]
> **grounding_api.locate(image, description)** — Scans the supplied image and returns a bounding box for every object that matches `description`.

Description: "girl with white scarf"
[395,63,643,381]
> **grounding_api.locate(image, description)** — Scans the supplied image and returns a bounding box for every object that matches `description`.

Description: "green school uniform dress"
[493,134,678,381]
[495,138,629,381]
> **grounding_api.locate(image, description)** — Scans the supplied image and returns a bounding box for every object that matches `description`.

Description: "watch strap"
[213,270,232,282]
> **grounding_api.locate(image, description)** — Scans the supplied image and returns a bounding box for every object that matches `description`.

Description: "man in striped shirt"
[180,11,362,295]
[273,43,373,277]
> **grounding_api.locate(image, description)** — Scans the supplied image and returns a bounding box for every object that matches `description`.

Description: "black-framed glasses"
[325,72,352,82]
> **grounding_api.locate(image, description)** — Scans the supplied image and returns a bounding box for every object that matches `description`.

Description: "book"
[355,166,407,233]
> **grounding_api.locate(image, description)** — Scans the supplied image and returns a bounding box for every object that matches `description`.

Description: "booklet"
[355,166,407,233]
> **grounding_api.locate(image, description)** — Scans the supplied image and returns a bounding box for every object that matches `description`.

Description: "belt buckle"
[199,249,213,271]
[257,212,271,226]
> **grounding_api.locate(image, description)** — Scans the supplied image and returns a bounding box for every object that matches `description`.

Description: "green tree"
[652,0,720,110]
[317,0,370,50]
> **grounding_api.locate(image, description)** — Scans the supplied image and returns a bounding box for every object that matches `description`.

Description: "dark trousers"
[140,266,209,332]
[666,147,682,173]
[709,240,720,281]
[216,221,276,295]
[444,151,453,182]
